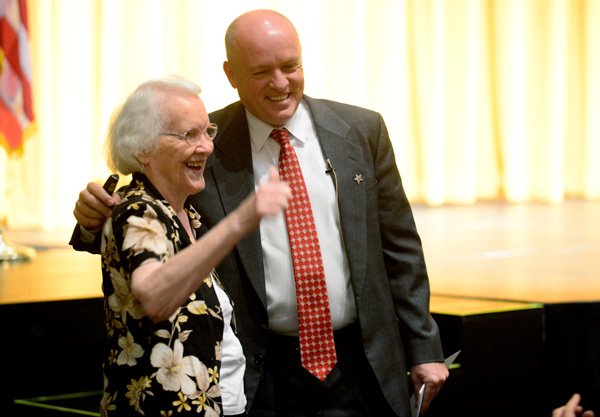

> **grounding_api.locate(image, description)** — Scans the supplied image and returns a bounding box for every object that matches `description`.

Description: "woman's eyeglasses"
[161,122,218,146]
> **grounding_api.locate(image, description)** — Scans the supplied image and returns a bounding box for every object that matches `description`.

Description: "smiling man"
[201,10,448,417]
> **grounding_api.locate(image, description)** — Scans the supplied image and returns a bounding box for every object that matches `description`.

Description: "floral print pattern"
[100,173,224,416]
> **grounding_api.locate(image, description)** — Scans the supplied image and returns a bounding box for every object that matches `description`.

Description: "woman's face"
[141,91,214,206]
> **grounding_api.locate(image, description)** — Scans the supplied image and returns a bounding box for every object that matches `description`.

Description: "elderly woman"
[99,77,290,417]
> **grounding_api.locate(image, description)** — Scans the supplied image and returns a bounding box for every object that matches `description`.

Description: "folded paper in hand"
[410,350,461,417]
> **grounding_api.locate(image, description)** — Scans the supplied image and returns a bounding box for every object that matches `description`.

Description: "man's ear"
[223,61,238,89]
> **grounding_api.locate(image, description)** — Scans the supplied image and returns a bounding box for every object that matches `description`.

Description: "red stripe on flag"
[0,18,19,67]
[0,100,23,149]
[18,0,29,31]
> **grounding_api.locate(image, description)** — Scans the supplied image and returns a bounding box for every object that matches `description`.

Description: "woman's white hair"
[105,76,202,174]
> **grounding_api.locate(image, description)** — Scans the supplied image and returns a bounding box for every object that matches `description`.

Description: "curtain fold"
[1,0,598,230]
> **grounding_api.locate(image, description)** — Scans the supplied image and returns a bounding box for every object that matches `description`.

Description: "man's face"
[224,24,304,127]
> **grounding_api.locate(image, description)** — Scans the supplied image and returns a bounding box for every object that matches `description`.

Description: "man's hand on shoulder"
[73,181,120,231]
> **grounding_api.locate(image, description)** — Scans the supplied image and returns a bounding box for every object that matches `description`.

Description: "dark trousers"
[249,324,399,417]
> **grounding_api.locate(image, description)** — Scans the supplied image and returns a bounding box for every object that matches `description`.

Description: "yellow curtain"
[1,0,599,230]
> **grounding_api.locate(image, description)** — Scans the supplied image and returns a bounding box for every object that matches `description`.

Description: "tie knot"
[270,128,290,146]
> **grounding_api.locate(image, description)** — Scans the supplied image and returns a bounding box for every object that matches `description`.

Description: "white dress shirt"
[246,100,356,335]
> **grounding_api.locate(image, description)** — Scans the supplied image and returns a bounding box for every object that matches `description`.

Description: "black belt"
[267,322,361,352]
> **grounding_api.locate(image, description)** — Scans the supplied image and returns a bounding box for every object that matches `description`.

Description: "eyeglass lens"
[185,123,218,144]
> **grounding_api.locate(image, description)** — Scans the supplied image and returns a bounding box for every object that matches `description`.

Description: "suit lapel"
[304,97,368,298]
[210,105,268,307]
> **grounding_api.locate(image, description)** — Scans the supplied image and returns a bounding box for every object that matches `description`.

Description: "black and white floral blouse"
[100,172,224,417]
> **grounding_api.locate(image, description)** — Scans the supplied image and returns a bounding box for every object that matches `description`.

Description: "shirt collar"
[246,100,313,151]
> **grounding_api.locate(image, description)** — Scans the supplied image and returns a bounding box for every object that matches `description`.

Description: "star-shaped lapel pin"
[353,174,364,184]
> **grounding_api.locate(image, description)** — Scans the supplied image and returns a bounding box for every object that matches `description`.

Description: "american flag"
[0,0,34,152]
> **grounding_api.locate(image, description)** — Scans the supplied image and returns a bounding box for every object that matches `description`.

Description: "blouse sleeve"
[110,198,177,274]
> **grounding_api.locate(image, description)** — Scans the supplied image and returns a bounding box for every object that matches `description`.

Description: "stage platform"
[414,199,600,304]
[416,200,600,416]
[1,200,599,416]
[4,200,598,304]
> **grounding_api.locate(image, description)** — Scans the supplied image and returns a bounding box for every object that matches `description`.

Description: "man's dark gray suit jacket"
[198,96,444,416]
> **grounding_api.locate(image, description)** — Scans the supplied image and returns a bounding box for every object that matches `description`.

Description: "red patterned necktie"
[270,128,337,381]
